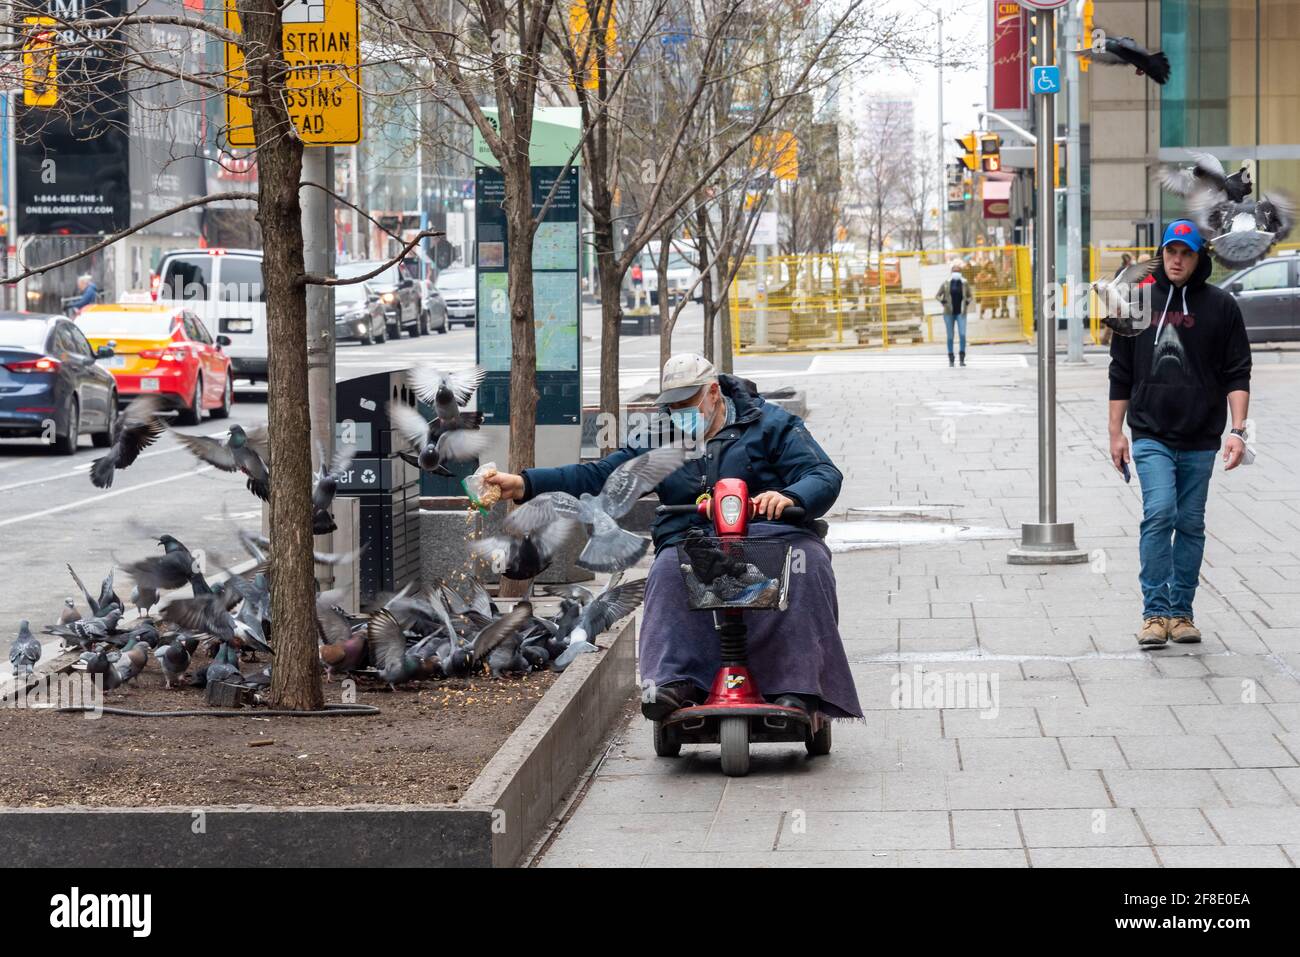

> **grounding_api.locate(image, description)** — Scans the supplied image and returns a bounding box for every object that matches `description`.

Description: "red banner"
[991,1,1027,112]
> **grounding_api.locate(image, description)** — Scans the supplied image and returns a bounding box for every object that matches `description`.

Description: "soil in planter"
[0,665,555,808]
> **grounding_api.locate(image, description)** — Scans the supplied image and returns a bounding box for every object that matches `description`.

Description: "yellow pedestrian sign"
[225,0,362,147]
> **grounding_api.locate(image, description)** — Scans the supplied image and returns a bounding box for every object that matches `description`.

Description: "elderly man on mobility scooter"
[485,354,864,762]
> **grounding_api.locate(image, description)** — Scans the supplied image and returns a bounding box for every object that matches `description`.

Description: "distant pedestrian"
[1107,220,1252,648]
[68,273,98,315]
[936,260,974,367]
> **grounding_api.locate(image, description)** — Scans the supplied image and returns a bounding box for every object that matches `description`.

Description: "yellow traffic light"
[955,132,978,172]
[980,133,1001,172]
[1080,0,1094,73]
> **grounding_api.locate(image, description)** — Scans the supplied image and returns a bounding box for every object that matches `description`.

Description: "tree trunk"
[696,206,714,362]
[240,0,322,711]
[593,211,622,454]
[718,290,734,374]
[503,162,538,474]
[656,231,673,376]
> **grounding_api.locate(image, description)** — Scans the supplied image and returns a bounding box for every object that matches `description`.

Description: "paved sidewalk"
[538,348,1300,867]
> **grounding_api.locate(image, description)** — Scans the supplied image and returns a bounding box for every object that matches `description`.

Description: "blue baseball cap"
[1161,219,1204,252]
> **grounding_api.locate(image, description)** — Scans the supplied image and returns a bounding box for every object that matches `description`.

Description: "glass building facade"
[1161,0,1300,203]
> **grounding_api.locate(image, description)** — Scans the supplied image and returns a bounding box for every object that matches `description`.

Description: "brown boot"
[1168,616,1202,643]
[1137,617,1169,647]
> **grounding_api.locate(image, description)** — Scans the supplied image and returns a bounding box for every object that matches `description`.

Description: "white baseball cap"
[654,353,718,405]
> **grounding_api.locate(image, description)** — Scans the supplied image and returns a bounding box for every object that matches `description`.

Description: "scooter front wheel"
[806,718,832,756]
[653,721,681,758]
[719,716,750,777]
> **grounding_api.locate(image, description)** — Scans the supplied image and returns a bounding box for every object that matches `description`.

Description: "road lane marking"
[0,466,216,528]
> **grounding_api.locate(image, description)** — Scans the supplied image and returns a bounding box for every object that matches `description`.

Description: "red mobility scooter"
[654,478,832,776]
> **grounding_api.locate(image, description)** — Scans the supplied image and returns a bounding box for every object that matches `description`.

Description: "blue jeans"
[943,312,967,355]
[1131,437,1216,619]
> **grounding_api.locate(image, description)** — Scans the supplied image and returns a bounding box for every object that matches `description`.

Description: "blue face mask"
[667,394,711,438]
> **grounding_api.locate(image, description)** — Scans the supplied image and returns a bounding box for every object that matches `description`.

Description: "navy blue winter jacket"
[520,374,843,553]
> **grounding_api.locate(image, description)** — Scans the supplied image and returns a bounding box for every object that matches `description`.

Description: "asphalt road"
[0,300,816,670]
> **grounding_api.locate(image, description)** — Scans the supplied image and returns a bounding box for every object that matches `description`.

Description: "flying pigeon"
[1158,152,1252,204]
[505,446,686,572]
[123,534,203,596]
[365,609,439,690]
[387,401,487,476]
[175,424,271,501]
[1190,191,1296,269]
[9,620,41,676]
[312,440,356,535]
[552,577,646,671]
[469,518,580,581]
[1095,255,1161,337]
[1073,33,1171,84]
[89,395,167,489]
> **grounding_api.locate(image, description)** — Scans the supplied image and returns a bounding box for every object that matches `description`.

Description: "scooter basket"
[676,537,793,611]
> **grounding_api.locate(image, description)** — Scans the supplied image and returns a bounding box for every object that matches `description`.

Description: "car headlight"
[381,292,396,304]
[720,495,742,525]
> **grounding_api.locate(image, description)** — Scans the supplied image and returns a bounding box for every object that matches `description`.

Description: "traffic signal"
[955,132,978,172]
[22,19,58,107]
[1080,0,1094,73]
[980,133,1002,172]
[963,170,973,202]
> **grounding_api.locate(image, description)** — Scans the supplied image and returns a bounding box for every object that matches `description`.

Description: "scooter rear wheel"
[653,721,681,758]
[805,718,832,756]
[719,716,750,777]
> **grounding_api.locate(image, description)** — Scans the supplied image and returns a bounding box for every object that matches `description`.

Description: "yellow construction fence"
[730,246,1033,354]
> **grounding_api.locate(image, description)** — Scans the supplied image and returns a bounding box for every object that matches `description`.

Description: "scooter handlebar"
[654,502,808,522]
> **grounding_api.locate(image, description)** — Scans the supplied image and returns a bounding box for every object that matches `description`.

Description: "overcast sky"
[848,0,989,146]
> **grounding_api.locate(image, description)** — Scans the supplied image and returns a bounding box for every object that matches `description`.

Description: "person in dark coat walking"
[486,353,863,722]
[936,260,974,366]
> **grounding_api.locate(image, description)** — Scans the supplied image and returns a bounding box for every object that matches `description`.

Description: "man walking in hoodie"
[1108,220,1253,648]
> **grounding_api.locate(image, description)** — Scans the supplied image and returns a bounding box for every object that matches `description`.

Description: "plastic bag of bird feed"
[463,463,501,515]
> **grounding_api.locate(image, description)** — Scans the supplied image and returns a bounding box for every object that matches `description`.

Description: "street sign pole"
[1009,3,1087,566]
[302,145,336,589]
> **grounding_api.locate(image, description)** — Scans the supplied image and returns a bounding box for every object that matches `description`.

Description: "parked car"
[633,239,702,307]
[78,304,233,425]
[437,266,477,326]
[337,260,422,338]
[154,248,267,383]
[334,282,388,345]
[0,312,117,454]
[1219,252,1300,343]
[416,278,450,334]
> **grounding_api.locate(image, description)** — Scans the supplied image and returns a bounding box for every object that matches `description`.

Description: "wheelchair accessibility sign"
[1031,65,1061,95]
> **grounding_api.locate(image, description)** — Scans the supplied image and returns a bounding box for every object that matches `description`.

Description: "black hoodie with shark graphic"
[1108,251,1252,451]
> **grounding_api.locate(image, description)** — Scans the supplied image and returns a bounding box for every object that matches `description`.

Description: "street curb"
[0,620,636,868]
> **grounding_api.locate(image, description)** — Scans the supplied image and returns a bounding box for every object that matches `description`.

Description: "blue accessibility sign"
[1031,65,1061,95]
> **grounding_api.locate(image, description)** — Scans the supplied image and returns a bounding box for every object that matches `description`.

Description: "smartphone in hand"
[1121,459,1131,483]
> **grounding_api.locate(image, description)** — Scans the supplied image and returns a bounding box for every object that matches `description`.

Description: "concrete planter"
[0,620,636,868]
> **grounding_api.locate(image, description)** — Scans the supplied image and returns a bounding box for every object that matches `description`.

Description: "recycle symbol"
[361,469,377,484]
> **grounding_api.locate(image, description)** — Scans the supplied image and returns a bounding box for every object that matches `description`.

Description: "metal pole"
[302,146,336,586]
[937,10,946,252]
[1008,5,1085,565]
[1064,1,1084,362]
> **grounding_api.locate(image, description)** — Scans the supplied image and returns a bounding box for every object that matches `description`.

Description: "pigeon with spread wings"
[505,446,686,572]
[174,424,271,500]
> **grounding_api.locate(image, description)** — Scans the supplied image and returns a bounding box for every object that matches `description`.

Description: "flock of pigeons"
[12,363,688,697]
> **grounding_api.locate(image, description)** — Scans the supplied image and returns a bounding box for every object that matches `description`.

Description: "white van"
[154,248,267,382]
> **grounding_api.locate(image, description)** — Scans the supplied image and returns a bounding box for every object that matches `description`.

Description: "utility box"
[334,371,425,604]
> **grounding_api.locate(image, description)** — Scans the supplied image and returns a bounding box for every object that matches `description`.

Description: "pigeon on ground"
[505,446,686,572]
[1158,152,1252,204]
[552,578,646,671]
[44,607,123,651]
[9,620,41,676]
[317,595,366,679]
[111,641,150,685]
[57,598,79,626]
[1191,192,1296,269]
[312,441,356,535]
[158,635,198,689]
[365,609,439,690]
[89,395,167,489]
[469,601,534,665]
[67,564,122,618]
[1072,33,1170,84]
[1092,255,1161,338]
[159,592,270,656]
[174,424,271,500]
